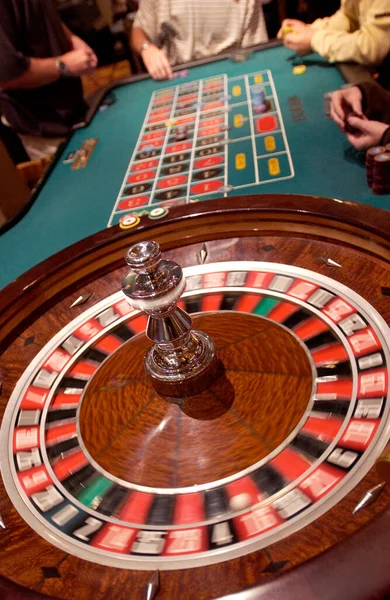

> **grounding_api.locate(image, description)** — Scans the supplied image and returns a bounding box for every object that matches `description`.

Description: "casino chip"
[149,207,168,220]
[173,69,189,79]
[254,103,268,114]
[142,144,156,153]
[365,146,390,195]
[372,152,390,195]
[293,65,306,75]
[119,214,140,230]
[174,125,188,141]
[281,25,294,38]
[323,92,332,118]
[219,184,233,193]
[251,85,268,114]
[365,146,385,187]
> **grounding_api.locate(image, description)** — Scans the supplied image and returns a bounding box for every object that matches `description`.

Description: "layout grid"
[108,70,294,227]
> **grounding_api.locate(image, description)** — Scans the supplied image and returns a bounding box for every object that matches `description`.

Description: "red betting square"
[256,115,278,133]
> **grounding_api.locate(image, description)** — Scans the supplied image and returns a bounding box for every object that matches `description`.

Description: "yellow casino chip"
[281,25,294,37]
[293,65,307,75]
[119,214,140,230]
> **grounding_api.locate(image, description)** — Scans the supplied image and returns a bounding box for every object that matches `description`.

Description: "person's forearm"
[0,57,59,90]
[131,26,151,53]
[310,8,351,32]
[62,22,75,44]
[311,26,390,65]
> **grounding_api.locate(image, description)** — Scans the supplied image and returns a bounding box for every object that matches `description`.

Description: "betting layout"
[2,261,389,569]
[108,71,294,226]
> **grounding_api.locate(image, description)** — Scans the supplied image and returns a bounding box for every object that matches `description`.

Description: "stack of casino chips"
[366,145,390,194]
[251,85,268,114]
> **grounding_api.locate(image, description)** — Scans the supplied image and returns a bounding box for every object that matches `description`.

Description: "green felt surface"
[0,44,388,291]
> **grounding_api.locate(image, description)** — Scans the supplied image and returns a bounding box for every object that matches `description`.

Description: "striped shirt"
[133,0,268,65]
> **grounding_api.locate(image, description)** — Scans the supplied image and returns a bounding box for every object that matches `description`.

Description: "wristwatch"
[56,57,69,77]
[138,40,151,55]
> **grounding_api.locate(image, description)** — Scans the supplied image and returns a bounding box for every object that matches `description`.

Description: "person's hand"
[61,49,97,76]
[330,86,363,130]
[71,35,98,68]
[277,19,307,39]
[345,117,389,150]
[283,27,314,55]
[142,45,173,80]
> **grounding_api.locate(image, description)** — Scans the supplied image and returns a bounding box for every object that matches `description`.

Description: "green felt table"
[0,41,388,291]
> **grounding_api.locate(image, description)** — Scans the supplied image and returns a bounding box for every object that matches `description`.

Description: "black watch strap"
[56,58,69,77]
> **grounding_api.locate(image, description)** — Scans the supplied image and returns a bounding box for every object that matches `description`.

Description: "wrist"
[354,84,366,113]
[56,57,71,78]
[138,40,152,55]
[307,29,315,50]
[310,30,322,54]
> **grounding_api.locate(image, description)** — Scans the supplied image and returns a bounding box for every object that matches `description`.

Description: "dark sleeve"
[358,81,390,124]
[380,126,390,145]
[0,1,30,86]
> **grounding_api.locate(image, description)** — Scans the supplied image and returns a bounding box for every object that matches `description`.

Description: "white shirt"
[134,0,268,64]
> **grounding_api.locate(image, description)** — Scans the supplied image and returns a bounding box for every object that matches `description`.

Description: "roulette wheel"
[0,194,390,600]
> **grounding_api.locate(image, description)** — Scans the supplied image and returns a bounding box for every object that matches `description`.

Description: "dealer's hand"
[345,117,389,151]
[61,49,97,76]
[142,45,173,80]
[330,87,364,131]
[71,35,98,68]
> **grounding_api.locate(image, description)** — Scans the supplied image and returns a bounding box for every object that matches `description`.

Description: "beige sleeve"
[310,9,353,33]
[133,0,158,43]
[311,13,390,65]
